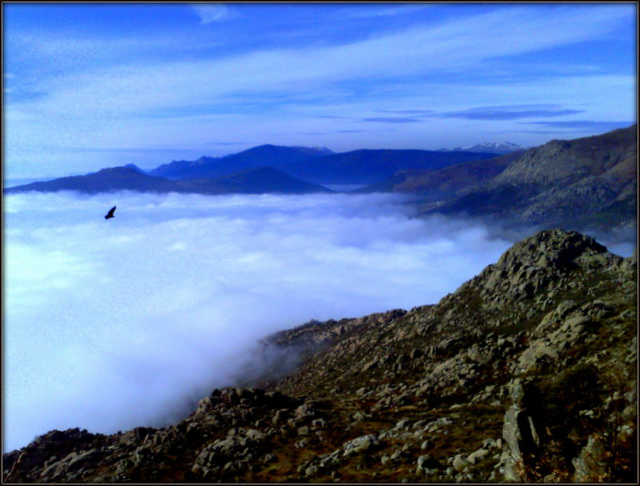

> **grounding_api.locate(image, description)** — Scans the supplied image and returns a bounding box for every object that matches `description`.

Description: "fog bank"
[5,190,625,452]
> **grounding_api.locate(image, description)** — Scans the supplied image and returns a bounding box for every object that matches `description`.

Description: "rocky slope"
[428,125,637,229]
[358,150,522,198]
[3,229,636,483]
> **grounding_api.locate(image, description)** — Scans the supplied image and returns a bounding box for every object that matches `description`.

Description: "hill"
[4,166,331,196]
[3,229,636,482]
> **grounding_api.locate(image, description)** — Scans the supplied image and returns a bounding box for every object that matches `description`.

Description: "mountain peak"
[443,141,528,154]
[123,164,146,173]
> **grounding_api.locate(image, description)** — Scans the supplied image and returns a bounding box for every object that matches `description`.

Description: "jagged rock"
[452,454,471,472]
[342,434,378,456]
[572,434,609,482]
[416,454,444,472]
[500,379,544,481]
[467,447,489,464]
[304,465,319,477]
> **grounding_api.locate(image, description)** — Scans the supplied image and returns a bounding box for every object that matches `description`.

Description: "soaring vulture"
[104,206,116,220]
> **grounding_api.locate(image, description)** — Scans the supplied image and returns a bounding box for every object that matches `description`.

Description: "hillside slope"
[358,150,523,198]
[3,229,636,483]
[425,125,637,229]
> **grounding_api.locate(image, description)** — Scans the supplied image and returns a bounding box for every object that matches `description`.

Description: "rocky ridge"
[433,125,637,229]
[2,229,637,482]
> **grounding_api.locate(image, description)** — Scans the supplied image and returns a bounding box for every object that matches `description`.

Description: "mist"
[3,190,630,453]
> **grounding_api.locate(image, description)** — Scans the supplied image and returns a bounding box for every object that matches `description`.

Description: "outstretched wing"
[105,206,117,219]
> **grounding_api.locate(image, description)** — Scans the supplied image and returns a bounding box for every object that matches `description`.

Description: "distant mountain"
[122,164,147,174]
[419,125,637,229]
[4,167,178,194]
[174,167,333,195]
[442,141,528,155]
[287,146,334,156]
[357,150,524,198]
[148,145,496,185]
[282,149,496,185]
[4,166,331,195]
[149,145,333,180]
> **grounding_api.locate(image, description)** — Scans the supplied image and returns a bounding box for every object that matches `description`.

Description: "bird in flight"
[105,206,117,220]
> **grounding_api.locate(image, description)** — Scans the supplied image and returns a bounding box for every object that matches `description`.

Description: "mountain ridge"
[149,145,496,185]
[149,145,333,180]
[4,166,331,196]
[432,125,637,229]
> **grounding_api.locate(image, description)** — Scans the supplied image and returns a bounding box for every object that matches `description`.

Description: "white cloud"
[4,191,518,452]
[191,3,234,24]
[345,4,434,19]
[13,6,631,118]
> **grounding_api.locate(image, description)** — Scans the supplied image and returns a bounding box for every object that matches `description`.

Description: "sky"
[4,190,528,452]
[3,2,637,179]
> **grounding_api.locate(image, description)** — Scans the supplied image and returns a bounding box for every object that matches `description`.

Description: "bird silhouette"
[105,206,116,220]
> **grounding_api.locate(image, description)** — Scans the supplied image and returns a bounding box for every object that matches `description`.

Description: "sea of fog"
[3,190,634,452]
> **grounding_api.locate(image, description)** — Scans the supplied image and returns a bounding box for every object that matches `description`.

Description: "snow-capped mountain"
[444,141,528,155]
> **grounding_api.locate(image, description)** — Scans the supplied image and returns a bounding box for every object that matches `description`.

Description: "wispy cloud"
[191,3,234,24]
[313,115,354,120]
[13,6,631,118]
[438,105,584,121]
[345,4,434,19]
[204,141,246,146]
[520,120,635,131]
[376,109,434,116]
[362,117,422,123]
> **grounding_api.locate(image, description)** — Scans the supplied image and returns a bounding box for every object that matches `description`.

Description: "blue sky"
[3,2,637,178]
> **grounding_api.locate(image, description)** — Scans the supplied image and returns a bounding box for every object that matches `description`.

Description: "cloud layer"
[4,191,523,452]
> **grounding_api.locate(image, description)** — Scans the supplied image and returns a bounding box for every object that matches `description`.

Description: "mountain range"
[4,228,636,482]
[148,145,496,185]
[5,125,637,231]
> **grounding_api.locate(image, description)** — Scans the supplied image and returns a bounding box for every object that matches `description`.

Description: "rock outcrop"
[3,229,636,482]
